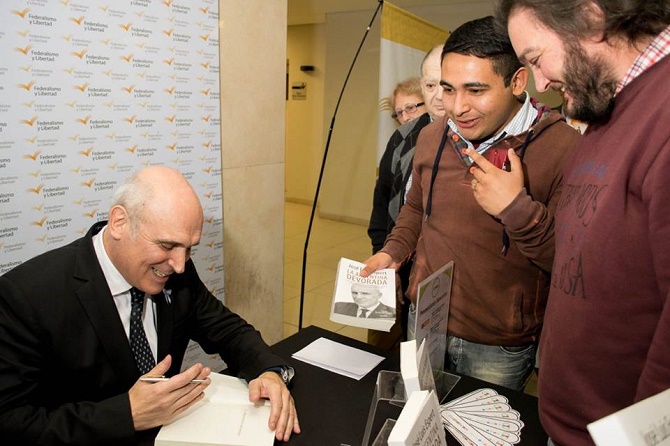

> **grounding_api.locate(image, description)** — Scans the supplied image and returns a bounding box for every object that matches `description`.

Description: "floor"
[282,201,538,396]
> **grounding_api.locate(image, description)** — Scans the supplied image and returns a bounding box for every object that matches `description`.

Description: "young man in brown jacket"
[362,16,580,391]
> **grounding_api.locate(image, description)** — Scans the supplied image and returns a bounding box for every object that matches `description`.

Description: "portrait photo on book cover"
[333,282,395,319]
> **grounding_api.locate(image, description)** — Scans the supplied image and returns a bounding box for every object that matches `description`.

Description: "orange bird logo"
[199,34,210,42]
[25,136,38,144]
[101,38,111,46]
[99,5,109,12]
[122,85,135,94]
[68,134,79,141]
[84,208,98,218]
[12,8,30,19]
[164,86,176,95]
[21,116,38,127]
[70,166,82,173]
[36,234,48,243]
[72,49,87,59]
[62,34,73,42]
[29,170,41,178]
[163,28,174,37]
[17,29,30,38]
[137,101,148,108]
[20,64,33,72]
[201,88,211,96]
[31,216,48,227]
[201,115,211,123]
[65,101,77,108]
[124,115,136,124]
[103,69,112,76]
[64,67,75,75]
[78,147,93,156]
[202,141,212,148]
[74,83,89,92]
[119,22,132,31]
[73,198,84,205]
[200,7,209,14]
[70,16,85,26]
[106,133,116,140]
[28,184,44,194]
[76,115,91,125]
[200,62,210,69]
[140,132,149,138]
[33,203,44,211]
[15,45,32,56]
[136,42,146,50]
[18,81,35,91]
[23,100,35,107]
[162,0,174,7]
[165,115,176,123]
[166,142,177,151]
[120,53,134,63]
[126,145,138,154]
[163,58,175,66]
[203,166,213,174]
[103,101,113,108]
[81,178,95,188]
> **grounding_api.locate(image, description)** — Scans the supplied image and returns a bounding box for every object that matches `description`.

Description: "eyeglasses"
[392,102,424,120]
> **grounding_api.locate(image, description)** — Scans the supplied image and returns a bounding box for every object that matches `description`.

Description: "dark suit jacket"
[333,302,395,319]
[0,222,287,446]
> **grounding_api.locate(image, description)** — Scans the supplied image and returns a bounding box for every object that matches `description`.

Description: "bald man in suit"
[0,167,300,445]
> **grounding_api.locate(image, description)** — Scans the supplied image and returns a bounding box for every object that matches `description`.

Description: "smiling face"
[440,52,526,142]
[105,167,203,294]
[507,8,618,123]
[393,92,425,124]
[350,283,382,309]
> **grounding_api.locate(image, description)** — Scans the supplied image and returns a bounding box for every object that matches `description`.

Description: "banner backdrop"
[0,0,225,371]
[377,2,449,161]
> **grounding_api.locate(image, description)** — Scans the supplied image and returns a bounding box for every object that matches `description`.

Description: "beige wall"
[286,2,562,224]
[286,24,327,204]
[219,0,286,344]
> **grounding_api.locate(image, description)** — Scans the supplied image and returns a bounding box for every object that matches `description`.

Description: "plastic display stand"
[361,370,460,446]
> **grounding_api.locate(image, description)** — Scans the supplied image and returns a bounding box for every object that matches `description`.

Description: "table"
[272,325,547,446]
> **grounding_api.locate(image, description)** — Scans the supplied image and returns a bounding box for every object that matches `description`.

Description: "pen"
[140,375,207,384]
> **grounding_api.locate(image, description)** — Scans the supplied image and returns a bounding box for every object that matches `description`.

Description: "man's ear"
[107,205,130,241]
[510,66,529,96]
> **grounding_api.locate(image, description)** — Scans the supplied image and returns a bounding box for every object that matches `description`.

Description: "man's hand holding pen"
[128,354,211,431]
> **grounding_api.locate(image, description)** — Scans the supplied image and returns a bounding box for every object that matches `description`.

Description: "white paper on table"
[291,337,384,380]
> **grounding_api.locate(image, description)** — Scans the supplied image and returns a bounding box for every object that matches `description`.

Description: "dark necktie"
[129,287,155,374]
[359,308,368,318]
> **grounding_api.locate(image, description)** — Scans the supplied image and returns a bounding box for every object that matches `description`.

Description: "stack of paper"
[291,337,384,380]
[440,388,524,446]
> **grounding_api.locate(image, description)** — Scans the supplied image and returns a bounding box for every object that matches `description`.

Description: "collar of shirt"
[446,91,539,155]
[359,302,380,316]
[92,225,132,297]
[617,25,670,95]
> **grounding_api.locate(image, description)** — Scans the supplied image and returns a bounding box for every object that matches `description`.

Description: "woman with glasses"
[389,77,426,125]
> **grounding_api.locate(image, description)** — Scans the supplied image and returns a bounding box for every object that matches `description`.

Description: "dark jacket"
[0,222,286,445]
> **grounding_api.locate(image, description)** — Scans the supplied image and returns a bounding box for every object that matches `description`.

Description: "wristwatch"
[265,366,295,386]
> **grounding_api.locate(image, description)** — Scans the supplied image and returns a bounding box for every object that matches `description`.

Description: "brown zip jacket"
[381,108,580,345]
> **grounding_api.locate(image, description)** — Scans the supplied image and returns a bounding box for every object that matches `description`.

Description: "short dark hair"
[495,0,670,44]
[442,16,523,87]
